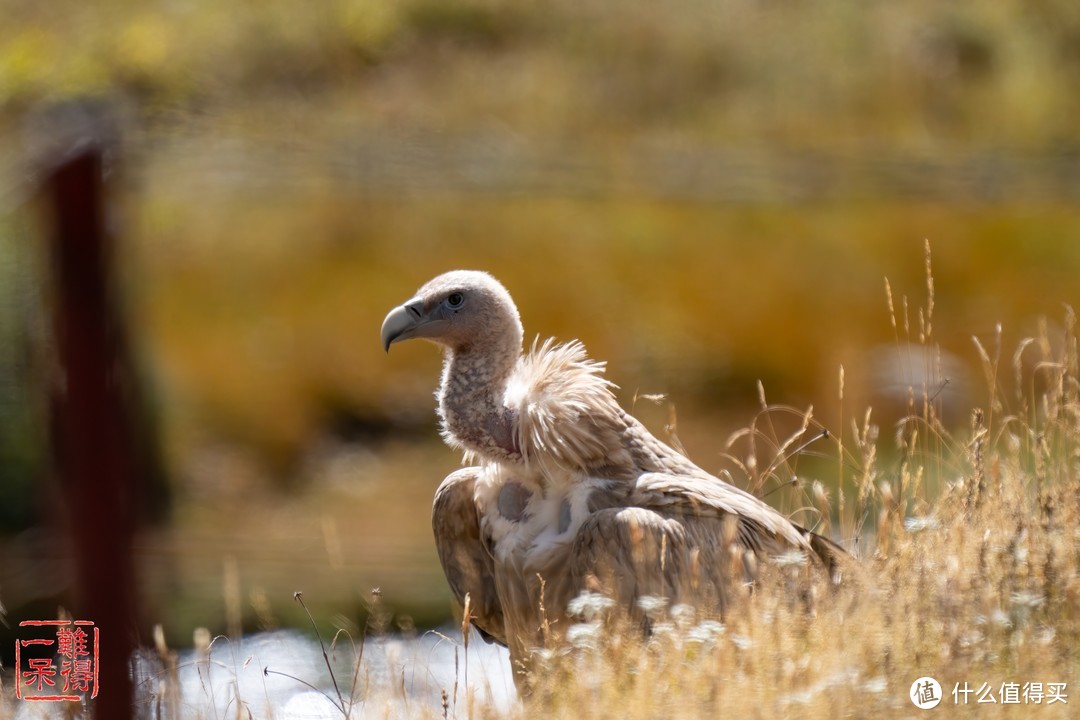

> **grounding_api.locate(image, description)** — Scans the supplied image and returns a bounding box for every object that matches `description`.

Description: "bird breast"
[474,463,609,571]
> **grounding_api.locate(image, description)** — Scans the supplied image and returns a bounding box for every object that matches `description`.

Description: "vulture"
[381,270,844,687]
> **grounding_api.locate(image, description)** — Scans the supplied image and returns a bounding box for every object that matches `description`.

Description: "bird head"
[381,270,524,353]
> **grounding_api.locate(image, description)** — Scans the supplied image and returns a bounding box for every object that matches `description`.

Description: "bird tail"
[797,525,850,584]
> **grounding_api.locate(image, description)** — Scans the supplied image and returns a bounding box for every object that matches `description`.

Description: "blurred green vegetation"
[1,0,1079,148]
[0,213,41,530]
[1,0,1079,644]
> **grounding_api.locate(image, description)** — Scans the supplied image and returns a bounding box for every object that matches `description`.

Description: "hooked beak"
[380,298,427,352]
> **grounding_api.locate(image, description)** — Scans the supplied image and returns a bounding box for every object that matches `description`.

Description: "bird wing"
[629,472,813,556]
[501,337,845,627]
[432,468,506,646]
[567,505,751,617]
[564,472,824,617]
[507,340,843,566]
[625,452,849,575]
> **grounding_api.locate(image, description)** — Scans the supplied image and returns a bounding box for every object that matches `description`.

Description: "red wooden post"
[43,124,137,718]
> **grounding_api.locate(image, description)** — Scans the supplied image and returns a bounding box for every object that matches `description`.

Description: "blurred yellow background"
[1,0,1078,647]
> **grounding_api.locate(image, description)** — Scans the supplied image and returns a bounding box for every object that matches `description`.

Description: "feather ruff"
[505,338,630,473]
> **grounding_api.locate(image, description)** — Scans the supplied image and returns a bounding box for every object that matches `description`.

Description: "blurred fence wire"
[147,132,1080,203]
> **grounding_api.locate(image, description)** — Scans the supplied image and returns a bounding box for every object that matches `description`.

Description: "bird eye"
[446,292,464,308]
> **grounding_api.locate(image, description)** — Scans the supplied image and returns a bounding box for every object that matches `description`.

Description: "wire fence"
[144,131,1080,203]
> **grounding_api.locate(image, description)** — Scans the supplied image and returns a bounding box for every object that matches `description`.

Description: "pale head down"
[381,270,524,354]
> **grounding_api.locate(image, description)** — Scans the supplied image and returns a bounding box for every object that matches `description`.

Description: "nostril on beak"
[405,300,424,320]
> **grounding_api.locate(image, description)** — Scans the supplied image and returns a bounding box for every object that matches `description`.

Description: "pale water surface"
[9,629,515,719]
